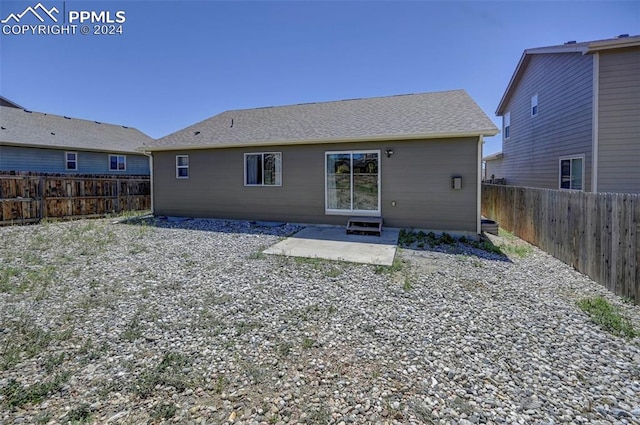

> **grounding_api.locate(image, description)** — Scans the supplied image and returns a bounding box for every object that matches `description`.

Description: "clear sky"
[1,1,638,154]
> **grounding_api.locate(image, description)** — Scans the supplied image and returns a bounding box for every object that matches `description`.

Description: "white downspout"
[143,151,154,214]
[477,135,483,236]
[592,52,600,193]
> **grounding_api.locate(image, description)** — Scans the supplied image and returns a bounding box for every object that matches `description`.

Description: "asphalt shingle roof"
[0,106,153,154]
[148,89,498,151]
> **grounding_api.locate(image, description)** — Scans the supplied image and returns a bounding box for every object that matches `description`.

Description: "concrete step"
[346,216,383,236]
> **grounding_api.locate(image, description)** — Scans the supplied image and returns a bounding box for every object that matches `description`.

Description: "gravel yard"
[1,217,639,425]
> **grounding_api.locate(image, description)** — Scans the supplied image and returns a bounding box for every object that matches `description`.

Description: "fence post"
[39,176,45,221]
[115,179,120,213]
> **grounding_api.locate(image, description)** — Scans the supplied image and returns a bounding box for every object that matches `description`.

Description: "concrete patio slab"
[264,226,400,266]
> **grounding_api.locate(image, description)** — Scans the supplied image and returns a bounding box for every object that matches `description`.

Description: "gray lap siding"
[501,53,593,190]
[152,137,479,232]
[597,47,640,193]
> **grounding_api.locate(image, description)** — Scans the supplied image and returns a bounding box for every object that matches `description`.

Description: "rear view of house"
[486,34,640,193]
[1,102,153,175]
[143,90,498,235]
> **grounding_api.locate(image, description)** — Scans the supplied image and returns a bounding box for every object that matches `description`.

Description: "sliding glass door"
[326,151,380,215]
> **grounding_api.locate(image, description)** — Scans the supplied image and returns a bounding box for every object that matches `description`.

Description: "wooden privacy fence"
[0,174,150,225]
[482,184,639,303]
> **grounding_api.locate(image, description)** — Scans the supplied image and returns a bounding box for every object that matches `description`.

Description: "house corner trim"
[592,52,600,193]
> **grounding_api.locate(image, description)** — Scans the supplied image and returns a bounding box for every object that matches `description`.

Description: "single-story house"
[1,102,153,175]
[141,90,499,235]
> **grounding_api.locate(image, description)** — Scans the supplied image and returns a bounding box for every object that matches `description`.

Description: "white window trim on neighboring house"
[531,94,538,117]
[109,155,127,171]
[325,150,381,216]
[65,151,78,171]
[559,155,585,191]
[244,152,282,186]
[504,111,510,139]
[176,155,189,179]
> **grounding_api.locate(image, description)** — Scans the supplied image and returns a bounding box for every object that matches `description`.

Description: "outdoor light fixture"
[385,148,394,158]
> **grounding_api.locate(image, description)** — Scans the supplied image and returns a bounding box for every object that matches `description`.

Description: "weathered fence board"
[0,174,150,225]
[482,184,639,304]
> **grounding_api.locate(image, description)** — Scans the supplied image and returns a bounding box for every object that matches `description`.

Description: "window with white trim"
[244,152,282,186]
[325,151,380,214]
[559,156,584,190]
[109,155,126,171]
[504,112,510,139]
[176,155,189,179]
[65,152,77,170]
[531,94,538,117]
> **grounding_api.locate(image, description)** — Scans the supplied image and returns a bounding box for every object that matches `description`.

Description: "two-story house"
[485,34,640,193]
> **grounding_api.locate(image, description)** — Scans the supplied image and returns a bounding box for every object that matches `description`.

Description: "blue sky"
[1,1,638,154]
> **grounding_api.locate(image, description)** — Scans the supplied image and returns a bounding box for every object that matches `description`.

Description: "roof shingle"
[0,106,153,154]
[147,89,498,151]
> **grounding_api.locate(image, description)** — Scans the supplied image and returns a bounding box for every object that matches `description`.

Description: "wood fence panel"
[482,184,639,304]
[0,174,150,225]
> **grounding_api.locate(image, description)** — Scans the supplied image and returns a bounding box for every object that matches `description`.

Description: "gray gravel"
[0,216,639,425]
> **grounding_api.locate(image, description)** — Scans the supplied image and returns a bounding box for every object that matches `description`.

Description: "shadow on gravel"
[398,229,513,263]
[117,214,302,237]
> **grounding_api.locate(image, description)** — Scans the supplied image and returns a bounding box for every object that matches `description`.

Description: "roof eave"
[483,152,503,161]
[139,130,500,152]
[587,38,640,52]
[0,141,145,155]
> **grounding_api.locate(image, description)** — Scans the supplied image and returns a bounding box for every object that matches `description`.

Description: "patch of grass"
[403,276,413,292]
[212,374,229,394]
[42,352,67,373]
[151,402,177,421]
[0,266,21,293]
[120,312,143,342]
[235,321,262,336]
[134,352,192,398]
[577,296,637,338]
[325,267,342,278]
[276,342,293,357]
[374,256,405,274]
[65,403,92,423]
[35,412,53,424]
[248,247,266,260]
[1,372,70,408]
[307,406,332,424]
[302,337,316,349]
[1,319,57,371]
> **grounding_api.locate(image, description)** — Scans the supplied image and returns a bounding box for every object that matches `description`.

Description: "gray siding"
[152,138,480,233]
[597,47,640,193]
[0,145,150,175]
[500,53,593,190]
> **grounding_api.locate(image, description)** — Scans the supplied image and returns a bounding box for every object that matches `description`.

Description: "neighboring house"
[485,34,640,193]
[1,104,153,175]
[142,90,499,235]
[483,151,504,183]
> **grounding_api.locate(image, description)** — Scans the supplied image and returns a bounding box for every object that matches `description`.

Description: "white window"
[504,112,510,139]
[176,155,189,179]
[559,156,584,191]
[325,150,380,215]
[244,152,282,186]
[65,152,77,170]
[109,155,126,171]
[531,94,538,117]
